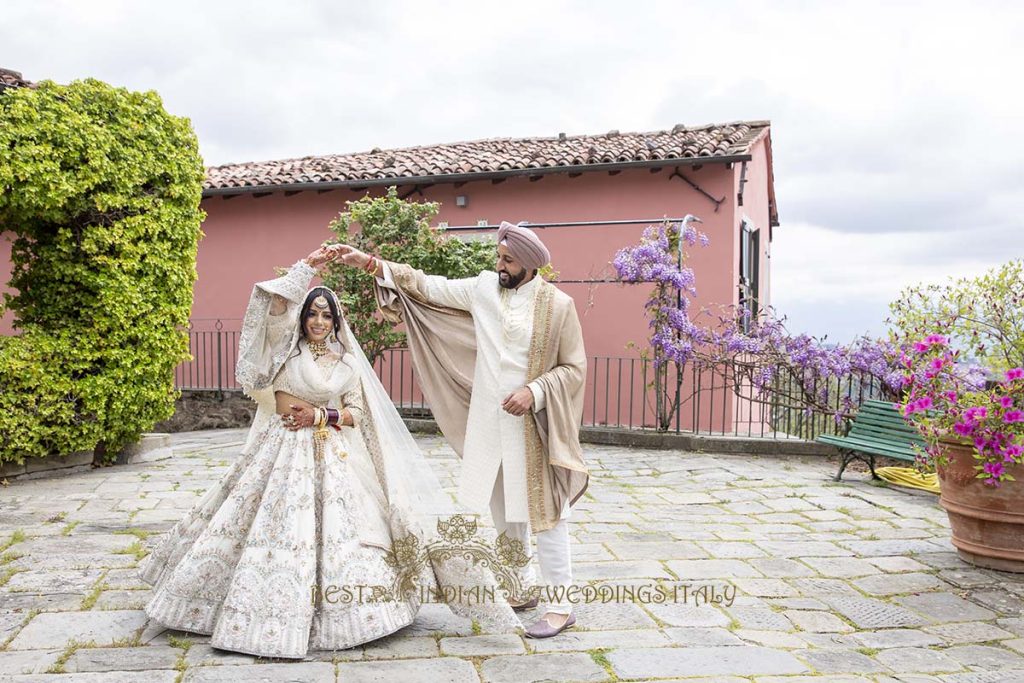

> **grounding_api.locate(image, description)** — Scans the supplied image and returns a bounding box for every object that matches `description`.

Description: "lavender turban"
[497,221,550,271]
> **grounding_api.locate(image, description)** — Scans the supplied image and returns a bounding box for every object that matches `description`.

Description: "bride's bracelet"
[326,408,340,426]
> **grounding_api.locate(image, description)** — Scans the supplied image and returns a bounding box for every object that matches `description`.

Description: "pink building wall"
[192,162,752,358]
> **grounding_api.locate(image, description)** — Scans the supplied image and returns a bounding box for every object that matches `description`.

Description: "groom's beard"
[498,268,527,289]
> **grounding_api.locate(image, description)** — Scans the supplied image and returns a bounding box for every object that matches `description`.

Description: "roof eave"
[201,154,753,198]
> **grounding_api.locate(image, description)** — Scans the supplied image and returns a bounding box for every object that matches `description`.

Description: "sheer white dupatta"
[235,260,316,454]
[346,315,520,632]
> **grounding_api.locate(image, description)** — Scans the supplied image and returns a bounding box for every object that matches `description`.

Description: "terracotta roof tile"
[0,68,35,90]
[204,120,769,193]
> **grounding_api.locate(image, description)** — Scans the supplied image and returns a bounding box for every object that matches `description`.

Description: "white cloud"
[770,221,1000,340]
[3,0,1022,341]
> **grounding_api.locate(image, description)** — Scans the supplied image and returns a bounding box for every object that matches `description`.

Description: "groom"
[337,222,589,638]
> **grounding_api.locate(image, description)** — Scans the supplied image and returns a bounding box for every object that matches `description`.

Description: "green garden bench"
[817,399,925,481]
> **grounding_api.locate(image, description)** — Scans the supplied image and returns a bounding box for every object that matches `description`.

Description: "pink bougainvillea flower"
[925,334,948,346]
[913,341,930,353]
[965,406,989,421]
[953,421,974,436]
[904,397,935,415]
[1003,410,1024,424]
[983,460,1005,480]
[1006,367,1024,381]
[999,396,1014,409]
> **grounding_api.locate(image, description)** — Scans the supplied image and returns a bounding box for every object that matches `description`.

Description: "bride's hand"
[303,244,346,270]
[283,404,314,430]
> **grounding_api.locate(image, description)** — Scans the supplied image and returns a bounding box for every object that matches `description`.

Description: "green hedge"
[0,79,204,464]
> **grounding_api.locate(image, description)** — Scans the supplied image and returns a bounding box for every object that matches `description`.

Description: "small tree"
[0,79,204,464]
[321,188,494,363]
[888,259,1024,372]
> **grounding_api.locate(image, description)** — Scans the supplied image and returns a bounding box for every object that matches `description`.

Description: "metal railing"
[174,322,890,441]
[174,319,243,392]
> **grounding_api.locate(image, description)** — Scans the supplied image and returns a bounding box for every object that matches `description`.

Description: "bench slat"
[817,435,918,461]
[849,411,919,430]
[849,423,924,442]
[827,435,919,456]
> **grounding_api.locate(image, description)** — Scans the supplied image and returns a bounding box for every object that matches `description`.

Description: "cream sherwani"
[380,266,548,520]
[378,265,573,613]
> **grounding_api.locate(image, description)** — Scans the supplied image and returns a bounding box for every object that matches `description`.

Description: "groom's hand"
[502,387,534,416]
[335,244,372,269]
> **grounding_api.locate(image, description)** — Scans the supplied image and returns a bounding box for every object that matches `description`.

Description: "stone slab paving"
[2,429,1024,681]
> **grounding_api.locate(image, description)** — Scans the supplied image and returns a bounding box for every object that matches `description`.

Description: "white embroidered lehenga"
[139,260,519,658]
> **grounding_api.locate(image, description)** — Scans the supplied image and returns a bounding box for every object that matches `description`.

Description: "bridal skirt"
[138,421,415,658]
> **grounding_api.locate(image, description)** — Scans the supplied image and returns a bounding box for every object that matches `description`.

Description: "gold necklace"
[307,339,329,360]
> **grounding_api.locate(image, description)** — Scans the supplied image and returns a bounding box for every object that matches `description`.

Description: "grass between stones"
[0,566,25,588]
[114,540,149,561]
[0,609,38,651]
[0,550,24,565]
[587,647,619,681]
[0,530,26,553]
[80,572,109,610]
[168,635,192,683]
[45,632,146,673]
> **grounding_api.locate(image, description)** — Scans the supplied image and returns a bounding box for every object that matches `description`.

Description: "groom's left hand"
[502,387,534,416]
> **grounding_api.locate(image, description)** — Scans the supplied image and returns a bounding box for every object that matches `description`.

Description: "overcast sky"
[4,0,1021,343]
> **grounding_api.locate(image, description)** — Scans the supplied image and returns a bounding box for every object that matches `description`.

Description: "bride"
[139,245,519,658]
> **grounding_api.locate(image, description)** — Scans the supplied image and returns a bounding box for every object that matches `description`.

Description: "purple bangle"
[326,408,340,426]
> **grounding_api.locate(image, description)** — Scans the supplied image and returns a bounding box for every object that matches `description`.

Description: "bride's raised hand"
[303,246,334,270]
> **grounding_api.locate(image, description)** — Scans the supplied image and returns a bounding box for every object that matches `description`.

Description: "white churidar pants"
[489,465,573,615]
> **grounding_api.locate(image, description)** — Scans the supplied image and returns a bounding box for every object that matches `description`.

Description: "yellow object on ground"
[875,466,940,494]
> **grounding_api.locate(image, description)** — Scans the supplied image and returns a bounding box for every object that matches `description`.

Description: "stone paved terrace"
[2,430,1024,683]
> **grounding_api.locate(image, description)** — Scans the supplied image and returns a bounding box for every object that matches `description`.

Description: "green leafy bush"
[888,259,1024,372]
[0,78,204,464]
[321,187,495,363]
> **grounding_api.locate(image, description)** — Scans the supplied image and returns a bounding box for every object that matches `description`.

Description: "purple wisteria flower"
[613,218,904,433]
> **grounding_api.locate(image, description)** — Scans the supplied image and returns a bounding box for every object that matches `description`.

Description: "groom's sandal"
[525,613,576,639]
[509,596,539,611]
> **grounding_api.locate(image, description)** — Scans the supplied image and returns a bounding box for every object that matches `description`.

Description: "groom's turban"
[497,221,550,271]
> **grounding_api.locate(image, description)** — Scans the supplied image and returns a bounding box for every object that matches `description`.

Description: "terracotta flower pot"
[937,438,1024,573]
